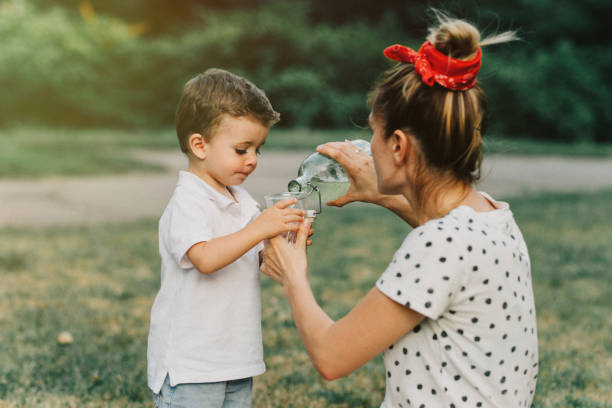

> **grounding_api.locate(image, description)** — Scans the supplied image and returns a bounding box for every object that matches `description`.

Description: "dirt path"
[2,150,612,228]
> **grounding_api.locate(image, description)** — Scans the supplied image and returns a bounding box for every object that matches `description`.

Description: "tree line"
[2,0,610,142]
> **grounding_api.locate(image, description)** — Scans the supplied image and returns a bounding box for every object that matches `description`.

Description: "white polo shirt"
[147,170,265,394]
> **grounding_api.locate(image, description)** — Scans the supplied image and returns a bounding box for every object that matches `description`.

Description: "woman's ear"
[390,129,412,166]
[188,133,207,160]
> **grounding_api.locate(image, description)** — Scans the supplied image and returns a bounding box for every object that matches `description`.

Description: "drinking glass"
[264,192,316,244]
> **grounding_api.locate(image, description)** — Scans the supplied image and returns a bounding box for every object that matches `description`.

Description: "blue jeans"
[153,375,253,408]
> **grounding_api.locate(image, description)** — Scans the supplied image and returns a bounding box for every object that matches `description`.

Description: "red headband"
[383,41,482,91]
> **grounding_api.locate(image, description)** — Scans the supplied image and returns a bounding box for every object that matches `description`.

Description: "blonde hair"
[369,12,517,217]
[175,68,280,153]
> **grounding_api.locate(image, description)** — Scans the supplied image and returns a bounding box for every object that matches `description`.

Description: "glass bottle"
[288,139,371,206]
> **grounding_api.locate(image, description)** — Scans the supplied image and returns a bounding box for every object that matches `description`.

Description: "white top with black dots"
[376,194,538,408]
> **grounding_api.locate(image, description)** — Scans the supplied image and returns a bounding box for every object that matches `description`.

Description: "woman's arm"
[263,222,425,380]
[316,142,418,227]
[286,282,425,380]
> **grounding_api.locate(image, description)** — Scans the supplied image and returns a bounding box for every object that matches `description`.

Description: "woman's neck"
[457,188,498,212]
[404,182,496,225]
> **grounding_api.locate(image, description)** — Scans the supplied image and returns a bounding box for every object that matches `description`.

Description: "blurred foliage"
[1,0,611,142]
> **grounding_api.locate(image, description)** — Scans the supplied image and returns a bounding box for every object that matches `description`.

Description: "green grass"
[0,192,610,407]
[2,126,612,178]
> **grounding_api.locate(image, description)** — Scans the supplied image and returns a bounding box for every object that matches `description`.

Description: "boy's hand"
[253,198,305,240]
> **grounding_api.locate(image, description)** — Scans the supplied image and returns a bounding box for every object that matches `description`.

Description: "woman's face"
[369,113,398,194]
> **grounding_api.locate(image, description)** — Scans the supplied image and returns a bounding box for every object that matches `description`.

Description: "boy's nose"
[245,152,257,167]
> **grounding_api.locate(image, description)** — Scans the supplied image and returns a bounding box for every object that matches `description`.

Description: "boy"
[147,68,304,407]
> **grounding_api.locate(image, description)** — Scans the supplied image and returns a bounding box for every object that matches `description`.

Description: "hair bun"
[427,11,519,58]
[428,18,481,60]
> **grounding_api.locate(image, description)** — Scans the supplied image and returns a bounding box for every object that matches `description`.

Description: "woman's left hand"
[261,219,311,286]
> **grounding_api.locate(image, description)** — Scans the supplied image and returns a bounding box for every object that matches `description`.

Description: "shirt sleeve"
[167,197,215,269]
[376,220,463,320]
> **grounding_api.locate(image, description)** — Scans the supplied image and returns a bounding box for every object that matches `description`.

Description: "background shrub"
[1,0,610,142]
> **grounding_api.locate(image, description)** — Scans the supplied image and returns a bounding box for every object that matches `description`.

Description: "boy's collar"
[178,170,239,208]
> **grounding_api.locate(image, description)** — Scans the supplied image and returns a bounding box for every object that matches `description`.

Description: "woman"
[262,14,538,408]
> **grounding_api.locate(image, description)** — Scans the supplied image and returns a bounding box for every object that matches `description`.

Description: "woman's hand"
[261,218,310,286]
[318,141,418,227]
[305,225,314,247]
[316,141,381,207]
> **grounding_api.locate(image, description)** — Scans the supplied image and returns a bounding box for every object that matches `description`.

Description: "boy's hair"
[175,68,280,153]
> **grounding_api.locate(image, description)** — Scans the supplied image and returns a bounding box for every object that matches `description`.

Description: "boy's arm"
[188,200,304,274]
[187,223,264,275]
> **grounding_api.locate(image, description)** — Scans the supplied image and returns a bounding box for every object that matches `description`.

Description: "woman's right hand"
[317,140,418,227]
[316,141,381,207]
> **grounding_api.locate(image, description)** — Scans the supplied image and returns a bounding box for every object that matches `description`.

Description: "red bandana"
[383,41,482,91]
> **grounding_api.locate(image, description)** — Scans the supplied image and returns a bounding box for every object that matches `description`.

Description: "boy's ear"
[188,133,207,160]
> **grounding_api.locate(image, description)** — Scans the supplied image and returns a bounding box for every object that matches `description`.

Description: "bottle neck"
[288,175,312,193]
[287,177,322,214]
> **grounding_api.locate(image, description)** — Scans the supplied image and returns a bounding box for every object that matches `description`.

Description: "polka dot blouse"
[376,195,538,408]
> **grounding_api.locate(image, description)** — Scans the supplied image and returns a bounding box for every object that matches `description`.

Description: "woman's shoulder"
[408,208,471,241]
[398,212,466,262]
[401,204,509,256]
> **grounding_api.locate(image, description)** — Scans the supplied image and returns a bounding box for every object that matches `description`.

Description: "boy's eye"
[235,146,262,155]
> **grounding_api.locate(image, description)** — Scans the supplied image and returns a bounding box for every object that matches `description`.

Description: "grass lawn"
[2,127,612,178]
[0,190,610,407]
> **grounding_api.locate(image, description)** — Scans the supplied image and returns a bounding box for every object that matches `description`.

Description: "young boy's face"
[198,115,268,191]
